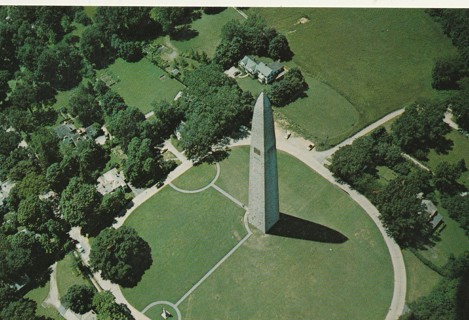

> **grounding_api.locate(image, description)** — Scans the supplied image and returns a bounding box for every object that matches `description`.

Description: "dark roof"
[268,61,284,72]
[431,214,443,229]
[54,123,76,139]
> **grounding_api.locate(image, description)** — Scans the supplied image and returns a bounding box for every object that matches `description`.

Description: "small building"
[256,61,284,84]
[171,68,180,77]
[238,56,258,76]
[422,199,444,230]
[96,168,128,195]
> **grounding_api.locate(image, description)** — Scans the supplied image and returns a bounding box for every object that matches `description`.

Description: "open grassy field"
[275,74,360,145]
[171,8,244,57]
[401,250,442,302]
[121,187,246,309]
[171,163,217,190]
[56,253,94,299]
[98,58,185,114]
[250,8,457,144]
[123,146,393,319]
[25,282,62,320]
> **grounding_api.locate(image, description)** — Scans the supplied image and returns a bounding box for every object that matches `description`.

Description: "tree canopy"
[89,226,152,287]
[268,68,308,106]
[62,284,95,314]
[178,64,253,160]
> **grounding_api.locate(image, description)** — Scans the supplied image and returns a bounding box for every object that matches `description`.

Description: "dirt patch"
[295,17,310,25]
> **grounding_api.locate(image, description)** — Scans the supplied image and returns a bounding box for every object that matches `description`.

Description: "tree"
[432,55,466,90]
[268,34,293,61]
[7,173,49,210]
[268,68,307,106]
[62,284,95,314]
[35,42,83,90]
[74,139,108,181]
[178,64,253,160]
[442,195,469,234]
[80,25,114,68]
[106,107,145,149]
[0,69,10,103]
[451,77,469,131]
[60,177,103,229]
[0,129,21,157]
[377,177,433,248]
[29,127,61,169]
[150,7,194,35]
[151,100,184,140]
[433,160,464,194]
[100,90,127,117]
[92,291,133,320]
[124,137,162,188]
[97,188,128,230]
[17,196,54,233]
[69,82,103,126]
[89,226,152,287]
[392,101,450,157]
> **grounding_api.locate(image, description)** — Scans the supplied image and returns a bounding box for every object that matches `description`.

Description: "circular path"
[169,163,220,194]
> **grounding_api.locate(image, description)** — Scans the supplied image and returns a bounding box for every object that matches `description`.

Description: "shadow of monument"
[268,213,348,244]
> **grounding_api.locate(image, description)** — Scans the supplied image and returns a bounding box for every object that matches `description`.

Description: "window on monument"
[254,147,261,156]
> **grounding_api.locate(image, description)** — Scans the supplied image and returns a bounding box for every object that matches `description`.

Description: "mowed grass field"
[171,163,217,190]
[250,8,457,145]
[98,58,185,114]
[123,146,393,319]
[171,8,244,57]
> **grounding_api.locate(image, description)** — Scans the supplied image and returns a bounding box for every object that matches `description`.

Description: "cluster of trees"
[427,9,469,131]
[330,127,438,247]
[391,100,450,159]
[0,284,48,319]
[60,178,127,236]
[213,14,293,69]
[62,285,133,319]
[268,68,308,106]
[330,128,406,197]
[442,195,469,235]
[402,251,469,320]
[89,227,152,287]
[177,64,254,160]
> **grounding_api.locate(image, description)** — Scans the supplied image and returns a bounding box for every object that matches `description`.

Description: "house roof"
[240,56,258,71]
[268,61,284,72]
[422,199,438,216]
[431,213,443,229]
[96,168,127,195]
[256,62,273,77]
[54,123,77,140]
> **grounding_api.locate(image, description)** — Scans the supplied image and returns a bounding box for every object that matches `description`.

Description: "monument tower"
[248,92,280,233]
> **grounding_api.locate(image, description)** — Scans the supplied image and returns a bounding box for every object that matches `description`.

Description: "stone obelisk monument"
[248,92,279,233]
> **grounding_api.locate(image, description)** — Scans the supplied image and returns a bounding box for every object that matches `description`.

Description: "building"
[238,56,284,84]
[238,56,258,76]
[422,199,444,230]
[96,168,128,195]
[54,123,85,145]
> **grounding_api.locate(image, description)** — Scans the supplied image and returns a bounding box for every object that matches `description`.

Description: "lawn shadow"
[170,25,199,41]
[268,213,348,243]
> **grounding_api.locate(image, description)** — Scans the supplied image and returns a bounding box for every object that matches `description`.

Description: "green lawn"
[56,253,93,300]
[171,8,244,57]
[98,58,185,114]
[171,163,217,190]
[424,129,469,189]
[376,166,398,187]
[275,74,360,145]
[121,187,246,309]
[250,8,456,145]
[25,282,62,320]
[123,146,393,319]
[401,249,442,302]
[418,195,469,267]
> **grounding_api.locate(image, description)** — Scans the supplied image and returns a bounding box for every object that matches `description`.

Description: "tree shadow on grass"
[268,213,348,243]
